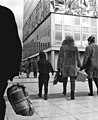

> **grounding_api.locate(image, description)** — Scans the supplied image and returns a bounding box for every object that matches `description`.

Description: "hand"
[57,68,60,72]
[52,72,54,76]
[80,66,84,71]
[10,76,14,81]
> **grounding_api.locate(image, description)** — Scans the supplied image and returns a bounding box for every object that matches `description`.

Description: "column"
[51,50,55,69]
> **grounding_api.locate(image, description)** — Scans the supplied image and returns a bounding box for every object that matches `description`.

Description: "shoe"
[88,93,93,96]
[38,93,42,98]
[62,92,66,96]
[44,94,47,100]
[71,91,75,100]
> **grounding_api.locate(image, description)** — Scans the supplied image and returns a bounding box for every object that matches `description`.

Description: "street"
[5,72,98,120]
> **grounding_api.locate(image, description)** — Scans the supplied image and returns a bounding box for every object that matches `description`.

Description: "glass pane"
[82,17,89,26]
[74,26,80,32]
[55,24,62,30]
[65,32,71,38]
[55,31,62,41]
[82,34,89,47]
[74,17,80,25]
[91,19,97,27]
[74,33,80,41]
[90,28,97,33]
[55,14,62,24]
[64,15,71,25]
[64,25,71,31]
[82,27,89,33]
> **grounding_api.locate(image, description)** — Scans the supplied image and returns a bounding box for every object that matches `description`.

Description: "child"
[37,51,54,100]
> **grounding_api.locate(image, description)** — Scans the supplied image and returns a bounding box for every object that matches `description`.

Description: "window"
[74,17,80,25]
[55,24,62,30]
[91,19,97,27]
[82,27,89,33]
[90,28,97,33]
[64,25,71,31]
[82,17,89,26]
[55,31,62,41]
[65,32,71,38]
[74,33,80,41]
[74,26,80,32]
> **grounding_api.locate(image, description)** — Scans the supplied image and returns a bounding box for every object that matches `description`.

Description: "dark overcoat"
[0,5,22,80]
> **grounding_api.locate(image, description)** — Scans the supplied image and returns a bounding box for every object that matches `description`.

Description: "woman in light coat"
[57,36,81,100]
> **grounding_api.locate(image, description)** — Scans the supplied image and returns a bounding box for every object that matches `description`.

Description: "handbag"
[7,83,34,116]
[53,71,63,85]
[76,70,88,82]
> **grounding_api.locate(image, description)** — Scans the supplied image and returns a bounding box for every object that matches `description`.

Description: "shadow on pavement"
[5,91,97,102]
[29,91,97,100]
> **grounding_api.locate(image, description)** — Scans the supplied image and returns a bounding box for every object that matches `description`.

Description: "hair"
[39,51,46,59]
[62,35,74,45]
[87,35,95,43]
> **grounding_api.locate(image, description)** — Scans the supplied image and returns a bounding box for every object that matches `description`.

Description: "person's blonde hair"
[62,35,74,45]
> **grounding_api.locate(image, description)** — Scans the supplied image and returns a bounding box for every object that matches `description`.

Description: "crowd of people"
[19,57,38,78]
[19,35,98,101]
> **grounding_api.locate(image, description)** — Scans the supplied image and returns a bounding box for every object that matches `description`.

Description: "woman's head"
[62,36,74,45]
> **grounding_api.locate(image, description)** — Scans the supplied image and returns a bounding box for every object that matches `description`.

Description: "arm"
[76,47,81,68]
[81,46,91,70]
[57,46,64,69]
[49,62,54,75]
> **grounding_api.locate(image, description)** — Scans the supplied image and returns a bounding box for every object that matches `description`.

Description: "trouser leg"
[93,78,98,94]
[70,76,75,100]
[38,75,43,97]
[0,79,8,120]
[44,74,49,95]
[34,72,37,78]
[88,78,93,94]
[43,74,49,100]
[63,77,68,95]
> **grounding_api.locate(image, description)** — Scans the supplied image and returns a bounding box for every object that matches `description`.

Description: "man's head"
[87,35,95,45]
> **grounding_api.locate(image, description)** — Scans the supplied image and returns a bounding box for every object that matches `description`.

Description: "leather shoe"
[88,93,93,96]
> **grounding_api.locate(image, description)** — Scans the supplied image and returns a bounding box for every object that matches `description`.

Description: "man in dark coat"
[80,35,98,96]
[0,5,22,119]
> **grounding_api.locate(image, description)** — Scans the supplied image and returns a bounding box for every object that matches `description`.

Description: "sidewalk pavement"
[4,73,98,120]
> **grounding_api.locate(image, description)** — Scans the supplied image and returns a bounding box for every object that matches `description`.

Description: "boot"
[71,91,74,100]
[62,91,66,96]
[44,94,47,100]
[38,92,42,98]
[88,93,93,96]
[88,79,93,96]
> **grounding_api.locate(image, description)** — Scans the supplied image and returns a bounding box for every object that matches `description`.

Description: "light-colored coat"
[82,43,98,79]
[57,44,81,77]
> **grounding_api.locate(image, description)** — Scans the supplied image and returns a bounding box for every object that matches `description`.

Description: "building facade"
[23,0,98,70]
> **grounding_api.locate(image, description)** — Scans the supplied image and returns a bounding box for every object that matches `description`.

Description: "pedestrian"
[37,51,54,100]
[57,36,81,100]
[25,58,31,78]
[0,5,22,120]
[80,35,98,96]
[32,58,38,78]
